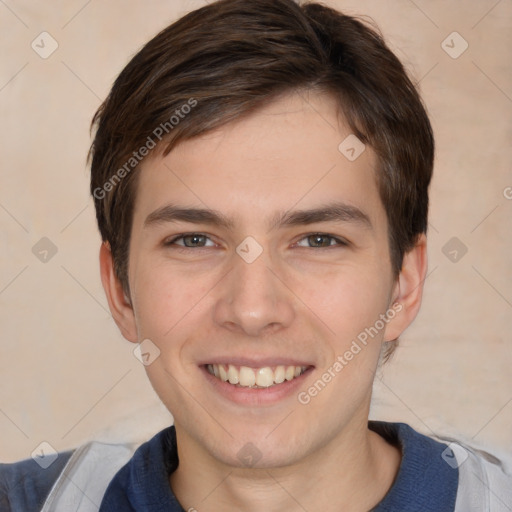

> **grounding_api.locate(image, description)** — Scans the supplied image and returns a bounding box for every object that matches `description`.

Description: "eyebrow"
[144,201,373,231]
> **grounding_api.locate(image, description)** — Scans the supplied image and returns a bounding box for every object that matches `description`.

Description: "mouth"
[206,363,310,389]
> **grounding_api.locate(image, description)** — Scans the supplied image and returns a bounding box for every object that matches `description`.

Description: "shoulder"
[437,436,512,511]
[0,439,140,512]
[0,450,74,512]
[370,421,512,511]
[42,439,139,511]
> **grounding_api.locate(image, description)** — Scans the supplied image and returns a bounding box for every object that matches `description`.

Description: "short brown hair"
[89,0,433,303]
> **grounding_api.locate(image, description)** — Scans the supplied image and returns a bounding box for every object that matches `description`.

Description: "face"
[122,91,406,468]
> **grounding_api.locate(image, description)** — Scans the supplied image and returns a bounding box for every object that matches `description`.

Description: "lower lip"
[201,366,314,406]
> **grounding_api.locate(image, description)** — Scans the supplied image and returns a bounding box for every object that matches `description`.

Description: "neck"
[170,418,401,512]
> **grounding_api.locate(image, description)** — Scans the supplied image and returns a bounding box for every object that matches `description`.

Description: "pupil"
[188,235,203,246]
[312,235,326,247]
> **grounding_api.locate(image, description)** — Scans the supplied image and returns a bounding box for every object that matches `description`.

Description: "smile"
[206,364,308,388]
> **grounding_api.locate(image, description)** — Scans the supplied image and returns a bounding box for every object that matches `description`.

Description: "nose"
[213,246,295,337]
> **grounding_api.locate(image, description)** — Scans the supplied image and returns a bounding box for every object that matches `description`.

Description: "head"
[91,0,432,468]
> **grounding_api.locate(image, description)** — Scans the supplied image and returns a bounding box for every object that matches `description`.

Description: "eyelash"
[163,233,348,251]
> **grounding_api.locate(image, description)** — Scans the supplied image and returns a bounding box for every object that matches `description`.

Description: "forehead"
[133,91,386,233]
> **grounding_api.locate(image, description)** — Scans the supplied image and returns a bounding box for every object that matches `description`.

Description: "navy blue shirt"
[99,421,459,511]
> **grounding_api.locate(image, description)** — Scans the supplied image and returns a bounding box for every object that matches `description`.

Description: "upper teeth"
[207,364,307,388]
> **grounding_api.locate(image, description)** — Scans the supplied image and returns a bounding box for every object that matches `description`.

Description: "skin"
[100,91,428,511]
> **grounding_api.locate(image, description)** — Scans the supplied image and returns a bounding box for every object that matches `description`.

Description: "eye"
[295,233,347,248]
[164,233,216,248]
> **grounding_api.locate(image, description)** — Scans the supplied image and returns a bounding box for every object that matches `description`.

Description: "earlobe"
[384,234,428,342]
[99,242,138,343]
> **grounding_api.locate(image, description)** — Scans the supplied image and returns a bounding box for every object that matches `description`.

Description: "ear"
[99,242,138,343]
[383,233,428,342]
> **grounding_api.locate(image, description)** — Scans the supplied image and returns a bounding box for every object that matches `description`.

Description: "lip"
[201,364,314,406]
[197,357,313,368]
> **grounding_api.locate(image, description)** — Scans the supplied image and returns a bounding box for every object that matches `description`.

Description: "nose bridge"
[234,245,274,299]
[213,241,294,336]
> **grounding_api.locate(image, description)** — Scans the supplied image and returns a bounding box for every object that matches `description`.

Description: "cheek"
[130,258,189,340]
[130,257,218,362]
[295,260,392,341]
[130,265,200,401]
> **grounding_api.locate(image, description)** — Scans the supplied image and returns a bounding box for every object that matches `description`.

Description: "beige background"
[1,0,511,462]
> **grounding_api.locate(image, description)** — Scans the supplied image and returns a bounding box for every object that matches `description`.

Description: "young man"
[1,0,511,510]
